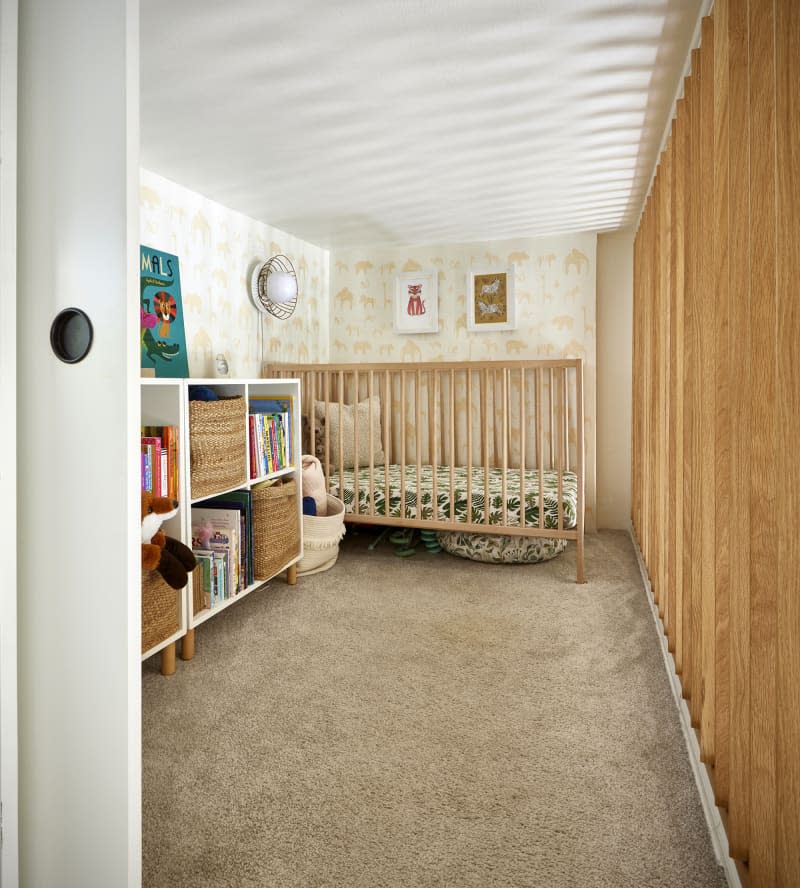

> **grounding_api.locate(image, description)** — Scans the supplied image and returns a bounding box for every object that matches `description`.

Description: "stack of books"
[249,395,293,479]
[141,425,179,498]
[191,491,254,611]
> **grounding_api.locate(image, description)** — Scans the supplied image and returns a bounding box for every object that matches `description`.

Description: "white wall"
[596,230,633,529]
[17,1,140,885]
[0,0,19,883]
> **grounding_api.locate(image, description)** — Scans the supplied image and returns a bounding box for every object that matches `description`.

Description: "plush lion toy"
[142,492,197,590]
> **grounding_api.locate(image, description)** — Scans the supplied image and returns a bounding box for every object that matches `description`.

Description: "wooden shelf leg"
[180,628,195,661]
[160,642,176,676]
[287,564,298,586]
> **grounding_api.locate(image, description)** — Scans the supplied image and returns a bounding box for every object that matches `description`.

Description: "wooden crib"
[265,360,586,583]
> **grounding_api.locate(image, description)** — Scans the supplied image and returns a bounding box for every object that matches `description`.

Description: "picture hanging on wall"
[392,270,439,334]
[140,245,189,377]
[467,266,516,332]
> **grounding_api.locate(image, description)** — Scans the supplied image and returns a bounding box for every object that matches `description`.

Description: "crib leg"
[576,535,586,584]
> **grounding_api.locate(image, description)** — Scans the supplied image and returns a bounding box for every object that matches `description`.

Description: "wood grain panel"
[632,228,640,536]
[699,17,716,764]
[671,100,686,671]
[651,160,664,615]
[747,0,778,881]
[660,135,673,636]
[680,72,695,701]
[712,0,731,807]
[775,3,800,884]
[726,0,751,861]
[685,55,703,727]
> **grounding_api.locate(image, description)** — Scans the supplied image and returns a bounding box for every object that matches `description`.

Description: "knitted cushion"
[313,396,385,469]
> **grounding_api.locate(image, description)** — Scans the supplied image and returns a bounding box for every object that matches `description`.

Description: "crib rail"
[266,360,585,582]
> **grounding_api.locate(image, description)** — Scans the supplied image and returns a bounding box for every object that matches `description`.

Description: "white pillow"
[313,396,385,469]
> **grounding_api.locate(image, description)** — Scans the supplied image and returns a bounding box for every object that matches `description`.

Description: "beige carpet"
[142,529,727,888]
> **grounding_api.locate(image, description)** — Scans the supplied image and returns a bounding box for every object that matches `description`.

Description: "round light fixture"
[250,255,298,320]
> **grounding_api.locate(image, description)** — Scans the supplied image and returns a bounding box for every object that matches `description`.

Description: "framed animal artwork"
[392,270,439,334]
[467,266,516,332]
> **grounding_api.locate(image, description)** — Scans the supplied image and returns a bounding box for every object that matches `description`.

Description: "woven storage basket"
[141,570,179,654]
[252,478,301,580]
[189,396,247,498]
[297,494,346,576]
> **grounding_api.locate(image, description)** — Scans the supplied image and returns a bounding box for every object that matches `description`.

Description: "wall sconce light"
[250,254,298,320]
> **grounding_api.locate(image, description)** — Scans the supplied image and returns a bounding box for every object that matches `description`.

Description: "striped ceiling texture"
[140,0,703,249]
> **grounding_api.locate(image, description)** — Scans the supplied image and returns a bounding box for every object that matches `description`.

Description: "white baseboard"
[628,527,742,888]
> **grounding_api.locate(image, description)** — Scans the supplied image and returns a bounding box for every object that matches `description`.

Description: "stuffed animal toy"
[141,492,197,590]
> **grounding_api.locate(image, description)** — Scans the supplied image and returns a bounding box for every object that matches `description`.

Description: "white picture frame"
[466,266,516,332]
[392,270,439,334]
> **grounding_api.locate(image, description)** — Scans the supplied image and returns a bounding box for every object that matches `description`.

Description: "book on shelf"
[192,549,214,609]
[249,395,293,477]
[140,437,161,495]
[202,490,254,589]
[140,425,179,498]
[191,506,242,599]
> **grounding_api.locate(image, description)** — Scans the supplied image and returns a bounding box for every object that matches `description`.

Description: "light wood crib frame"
[266,360,586,583]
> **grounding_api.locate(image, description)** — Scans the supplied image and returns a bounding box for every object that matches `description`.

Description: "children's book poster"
[140,245,189,377]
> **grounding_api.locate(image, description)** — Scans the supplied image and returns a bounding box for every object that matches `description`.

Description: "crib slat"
[450,368,456,521]
[432,370,439,521]
[368,370,375,516]
[557,369,565,533]
[519,367,527,529]
[324,372,331,483]
[502,368,508,527]
[337,371,345,507]
[575,363,585,583]
[416,369,422,520]
[549,367,555,467]
[384,370,391,519]
[482,367,490,525]
[467,368,473,521]
[353,368,360,514]
[308,370,316,464]
[563,366,570,472]
[537,368,545,529]
[400,370,407,520]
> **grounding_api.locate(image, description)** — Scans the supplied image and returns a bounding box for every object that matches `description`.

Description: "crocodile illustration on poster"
[140,245,189,377]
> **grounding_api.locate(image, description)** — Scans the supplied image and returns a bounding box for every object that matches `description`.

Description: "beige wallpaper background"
[140,169,330,378]
[331,235,597,526]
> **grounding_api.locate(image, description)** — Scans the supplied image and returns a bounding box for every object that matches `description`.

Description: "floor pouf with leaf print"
[436,532,567,564]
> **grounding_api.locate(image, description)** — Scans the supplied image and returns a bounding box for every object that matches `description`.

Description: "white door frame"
[16,1,140,884]
[0,0,19,883]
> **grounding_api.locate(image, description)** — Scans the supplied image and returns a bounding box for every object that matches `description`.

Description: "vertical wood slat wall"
[631,3,800,886]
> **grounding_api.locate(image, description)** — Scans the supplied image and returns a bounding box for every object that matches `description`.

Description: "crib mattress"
[328,464,578,530]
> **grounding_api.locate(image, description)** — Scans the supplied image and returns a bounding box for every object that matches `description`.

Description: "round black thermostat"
[50,308,93,364]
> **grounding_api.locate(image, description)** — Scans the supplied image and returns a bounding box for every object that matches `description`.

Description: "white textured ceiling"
[140,0,702,250]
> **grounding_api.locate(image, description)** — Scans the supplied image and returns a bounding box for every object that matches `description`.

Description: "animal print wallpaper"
[140,169,330,378]
[330,235,597,526]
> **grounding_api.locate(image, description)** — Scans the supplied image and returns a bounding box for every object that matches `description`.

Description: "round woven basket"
[297,495,346,576]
